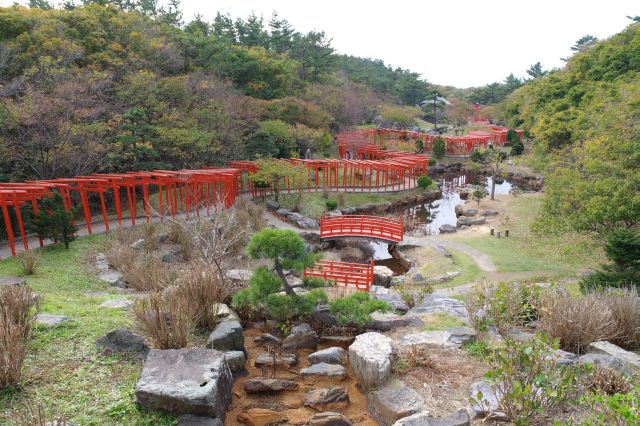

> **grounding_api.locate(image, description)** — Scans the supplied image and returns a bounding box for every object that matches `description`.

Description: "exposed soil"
[226,327,376,426]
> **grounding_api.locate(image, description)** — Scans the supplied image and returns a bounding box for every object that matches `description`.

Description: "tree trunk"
[274,258,296,296]
[491,172,496,200]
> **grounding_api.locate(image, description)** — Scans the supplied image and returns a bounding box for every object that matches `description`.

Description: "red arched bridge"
[304,260,374,291]
[319,214,404,243]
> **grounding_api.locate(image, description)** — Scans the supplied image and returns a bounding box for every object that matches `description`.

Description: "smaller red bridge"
[320,214,404,243]
[304,260,374,291]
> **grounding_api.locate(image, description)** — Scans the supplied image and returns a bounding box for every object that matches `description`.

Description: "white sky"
[2,0,637,87]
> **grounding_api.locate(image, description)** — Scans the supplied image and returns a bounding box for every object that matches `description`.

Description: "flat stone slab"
[408,295,469,323]
[255,353,297,368]
[225,269,252,281]
[99,299,133,309]
[96,328,149,358]
[99,270,126,287]
[243,377,299,393]
[319,335,355,349]
[304,387,349,410]
[589,341,640,372]
[282,323,318,351]
[237,408,287,426]
[369,381,426,426]
[308,347,345,365]
[370,312,424,331]
[0,276,26,287]
[400,331,448,347]
[35,313,72,326]
[135,348,232,418]
[177,415,223,426]
[300,362,347,379]
[307,412,352,426]
[393,409,470,426]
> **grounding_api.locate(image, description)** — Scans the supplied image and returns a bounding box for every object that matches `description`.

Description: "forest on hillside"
[0,1,433,181]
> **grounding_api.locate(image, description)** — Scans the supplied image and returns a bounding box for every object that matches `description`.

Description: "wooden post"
[505,229,509,237]
[490,228,494,236]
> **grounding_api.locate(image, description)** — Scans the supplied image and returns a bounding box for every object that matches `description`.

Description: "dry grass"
[133,291,192,349]
[105,243,176,291]
[17,250,41,275]
[604,288,640,350]
[538,291,619,354]
[6,403,67,425]
[394,345,436,374]
[588,366,632,396]
[0,285,38,388]
[175,261,236,330]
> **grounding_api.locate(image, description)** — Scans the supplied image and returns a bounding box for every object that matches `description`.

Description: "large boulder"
[348,332,395,390]
[392,409,470,426]
[304,387,349,410]
[300,363,347,379]
[282,323,318,351]
[588,341,640,373]
[368,382,426,426]
[307,412,352,426]
[374,265,395,287]
[369,312,424,331]
[223,351,246,373]
[243,377,299,393]
[135,348,232,419]
[206,320,244,353]
[308,347,346,365]
[96,328,149,358]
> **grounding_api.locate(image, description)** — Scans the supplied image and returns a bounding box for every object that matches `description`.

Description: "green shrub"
[325,199,338,210]
[511,142,524,156]
[30,192,77,249]
[473,333,581,425]
[432,136,445,159]
[415,139,424,153]
[264,289,328,322]
[328,292,391,327]
[506,129,519,144]
[417,175,433,189]
[577,385,639,425]
[428,158,436,166]
[302,276,329,288]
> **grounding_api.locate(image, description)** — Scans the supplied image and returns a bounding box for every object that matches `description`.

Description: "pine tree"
[32,193,77,249]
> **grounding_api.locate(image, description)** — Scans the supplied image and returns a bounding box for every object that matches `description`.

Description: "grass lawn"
[448,194,604,274]
[0,236,174,425]
[422,312,466,331]
[271,185,438,220]
[410,247,483,289]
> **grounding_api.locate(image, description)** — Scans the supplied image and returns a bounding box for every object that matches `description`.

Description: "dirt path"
[403,236,497,272]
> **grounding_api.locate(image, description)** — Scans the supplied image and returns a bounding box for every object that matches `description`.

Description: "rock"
[505,328,534,342]
[454,205,464,217]
[135,348,232,418]
[206,320,244,353]
[35,313,72,326]
[255,353,297,368]
[480,210,499,216]
[469,381,500,418]
[374,265,395,287]
[177,415,223,426]
[438,224,457,234]
[445,326,477,346]
[432,244,452,258]
[308,347,346,365]
[255,333,282,345]
[266,200,280,210]
[587,341,640,373]
[456,217,486,227]
[0,276,27,287]
[369,382,426,426]
[370,312,424,331]
[326,209,342,217]
[225,269,252,282]
[243,377,299,393]
[300,362,347,379]
[411,273,425,284]
[458,191,469,200]
[319,335,355,349]
[393,409,470,426]
[161,249,182,263]
[300,231,323,244]
[307,412,352,426]
[341,207,357,215]
[212,303,240,322]
[96,328,149,358]
[282,323,318,351]
[408,295,469,323]
[237,408,287,426]
[130,238,145,250]
[99,299,133,309]
[95,253,111,271]
[304,387,349,410]
[400,331,448,348]
[370,285,410,314]
[461,209,478,217]
[551,349,578,366]
[348,332,395,390]
[224,351,246,373]
[98,270,126,288]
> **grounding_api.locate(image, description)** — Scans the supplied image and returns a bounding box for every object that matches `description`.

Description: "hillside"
[0,4,430,181]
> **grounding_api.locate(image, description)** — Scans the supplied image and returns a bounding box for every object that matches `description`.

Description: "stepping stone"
[393,409,470,426]
[300,362,347,379]
[255,353,297,368]
[99,270,126,288]
[255,333,282,345]
[307,412,352,426]
[135,348,232,418]
[96,328,149,358]
[35,313,72,326]
[177,415,223,426]
[370,312,424,331]
[369,382,426,426]
[304,387,349,410]
[308,347,345,365]
[243,377,299,393]
[206,320,244,353]
[282,323,318,351]
[237,408,287,426]
[0,276,26,287]
[99,299,133,309]
[400,331,448,348]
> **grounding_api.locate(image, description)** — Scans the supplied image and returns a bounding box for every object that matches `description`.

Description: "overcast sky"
[2,0,637,87]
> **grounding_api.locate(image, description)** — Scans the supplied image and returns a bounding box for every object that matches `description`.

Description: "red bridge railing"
[320,214,404,243]
[304,259,374,291]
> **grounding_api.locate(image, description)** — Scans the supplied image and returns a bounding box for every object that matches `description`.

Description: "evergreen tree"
[31,193,77,249]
